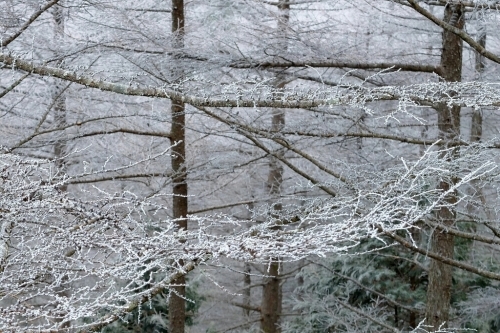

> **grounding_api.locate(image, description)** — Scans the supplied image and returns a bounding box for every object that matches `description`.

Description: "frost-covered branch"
[4,52,500,109]
[1,0,61,47]
[0,140,496,331]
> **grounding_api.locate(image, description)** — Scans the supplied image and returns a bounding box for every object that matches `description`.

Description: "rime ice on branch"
[0,141,496,331]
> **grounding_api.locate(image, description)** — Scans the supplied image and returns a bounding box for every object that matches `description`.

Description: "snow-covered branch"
[4,52,500,109]
[0,140,496,331]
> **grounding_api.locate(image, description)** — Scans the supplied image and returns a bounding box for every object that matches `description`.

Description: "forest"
[1,0,500,332]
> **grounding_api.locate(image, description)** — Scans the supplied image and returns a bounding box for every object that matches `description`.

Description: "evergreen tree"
[101,273,203,333]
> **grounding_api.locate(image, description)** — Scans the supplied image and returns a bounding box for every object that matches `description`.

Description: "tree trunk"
[260,4,289,331]
[243,262,252,317]
[52,3,67,192]
[243,202,254,317]
[425,4,463,330]
[260,103,285,333]
[475,26,486,74]
[51,4,71,329]
[169,1,187,333]
[261,96,286,333]
[260,169,284,331]
[471,26,485,143]
[261,260,281,333]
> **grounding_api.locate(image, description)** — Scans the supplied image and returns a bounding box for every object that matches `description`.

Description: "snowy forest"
[2,0,500,332]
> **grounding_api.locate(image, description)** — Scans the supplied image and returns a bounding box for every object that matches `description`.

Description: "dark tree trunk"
[243,202,254,317]
[261,261,282,333]
[169,100,187,333]
[243,262,252,317]
[425,4,463,330]
[260,105,285,333]
[471,26,485,143]
[169,1,187,333]
[475,27,486,73]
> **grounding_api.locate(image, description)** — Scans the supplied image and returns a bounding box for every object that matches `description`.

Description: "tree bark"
[261,260,281,333]
[471,26,485,143]
[52,3,67,191]
[475,26,486,73]
[425,4,463,330]
[243,202,254,318]
[243,262,252,317]
[169,1,187,333]
[51,4,71,329]
[260,109,284,332]
[260,3,289,332]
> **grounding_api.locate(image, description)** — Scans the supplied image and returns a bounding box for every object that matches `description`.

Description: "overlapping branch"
[1,0,61,47]
[407,0,500,64]
[3,53,500,110]
[0,141,495,331]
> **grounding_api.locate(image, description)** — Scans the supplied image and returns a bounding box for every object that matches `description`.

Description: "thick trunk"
[169,101,187,333]
[260,3,289,332]
[425,4,463,330]
[261,261,281,333]
[425,183,456,329]
[169,1,187,333]
[261,105,285,333]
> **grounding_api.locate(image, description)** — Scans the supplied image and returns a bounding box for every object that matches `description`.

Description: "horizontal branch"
[230,59,439,73]
[421,0,500,10]
[123,7,171,12]
[385,230,500,281]
[67,172,173,184]
[239,128,337,196]
[426,219,500,246]
[285,129,499,148]
[12,128,171,151]
[100,44,165,54]
[189,199,258,214]
[0,53,328,108]
[260,0,324,5]
[230,301,261,313]
[70,129,172,140]
[3,53,500,110]
[280,130,435,145]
